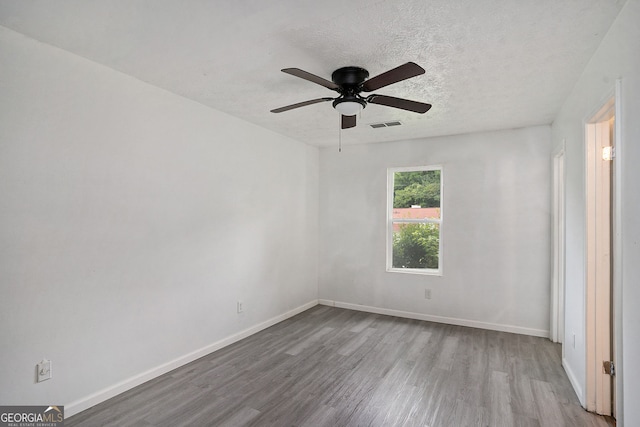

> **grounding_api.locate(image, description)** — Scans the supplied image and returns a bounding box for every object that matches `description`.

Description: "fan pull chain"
[339,114,342,152]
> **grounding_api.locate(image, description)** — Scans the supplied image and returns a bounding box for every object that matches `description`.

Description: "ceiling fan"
[271,62,432,129]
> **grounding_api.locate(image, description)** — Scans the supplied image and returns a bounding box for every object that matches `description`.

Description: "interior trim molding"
[563,357,585,407]
[65,299,319,418]
[319,300,549,338]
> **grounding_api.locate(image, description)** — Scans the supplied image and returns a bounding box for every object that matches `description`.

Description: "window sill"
[386,267,442,276]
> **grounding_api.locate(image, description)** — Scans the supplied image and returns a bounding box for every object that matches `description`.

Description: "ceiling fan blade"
[366,94,432,113]
[361,62,425,92]
[281,68,340,90]
[270,97,334,113]
[341,115,356,129]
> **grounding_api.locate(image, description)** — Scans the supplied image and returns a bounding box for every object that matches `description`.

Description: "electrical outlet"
[237,301,243,314]
[424,289,432,299]
[37,359,52,382]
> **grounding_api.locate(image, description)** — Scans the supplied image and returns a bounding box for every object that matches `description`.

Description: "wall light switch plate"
[37,359,52,382]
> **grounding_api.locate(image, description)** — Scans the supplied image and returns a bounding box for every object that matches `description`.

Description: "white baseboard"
[319,300,549,338]
[318,299,335,306]
[562,357,585,407]
[65,299,319,417]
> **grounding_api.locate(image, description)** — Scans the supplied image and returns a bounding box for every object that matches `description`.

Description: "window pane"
[393,170,441,214]
[392,222,440,269]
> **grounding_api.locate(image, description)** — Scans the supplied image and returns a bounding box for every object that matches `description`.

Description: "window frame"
[386,165,443,276]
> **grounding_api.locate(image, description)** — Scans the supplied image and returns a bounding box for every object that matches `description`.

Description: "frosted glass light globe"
[334,101,363,116]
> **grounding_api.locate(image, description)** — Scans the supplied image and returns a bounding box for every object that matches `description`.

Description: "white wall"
[0,26,318,413]
[318,126,552,336]
[551,0,640,424]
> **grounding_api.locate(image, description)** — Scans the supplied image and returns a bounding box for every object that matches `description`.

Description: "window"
[387,166,443,275]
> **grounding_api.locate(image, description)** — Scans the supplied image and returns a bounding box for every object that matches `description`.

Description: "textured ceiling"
[0,0,626,147]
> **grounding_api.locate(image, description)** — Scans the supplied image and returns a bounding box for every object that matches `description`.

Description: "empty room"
[1,0,639,426]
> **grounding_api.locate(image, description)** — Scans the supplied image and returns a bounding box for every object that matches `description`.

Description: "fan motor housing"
[331,67,369,89]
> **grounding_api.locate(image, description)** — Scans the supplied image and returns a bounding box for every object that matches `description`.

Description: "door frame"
[551,147,565,345]
[612,79,623,422]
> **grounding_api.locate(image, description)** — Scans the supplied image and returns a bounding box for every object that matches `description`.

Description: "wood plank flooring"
[67,306,615,426]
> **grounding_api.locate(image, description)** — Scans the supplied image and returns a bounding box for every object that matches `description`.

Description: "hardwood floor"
[67,306,614,426]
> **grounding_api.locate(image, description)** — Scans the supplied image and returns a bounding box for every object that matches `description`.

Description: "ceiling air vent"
[369,121,402,129]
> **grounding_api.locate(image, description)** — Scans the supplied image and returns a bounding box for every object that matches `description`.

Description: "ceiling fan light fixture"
[333,98,365,116]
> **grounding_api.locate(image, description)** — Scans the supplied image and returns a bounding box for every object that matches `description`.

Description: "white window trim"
[386,165,443,276]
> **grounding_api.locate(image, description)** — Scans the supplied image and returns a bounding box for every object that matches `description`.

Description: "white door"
[585,103,614,416]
